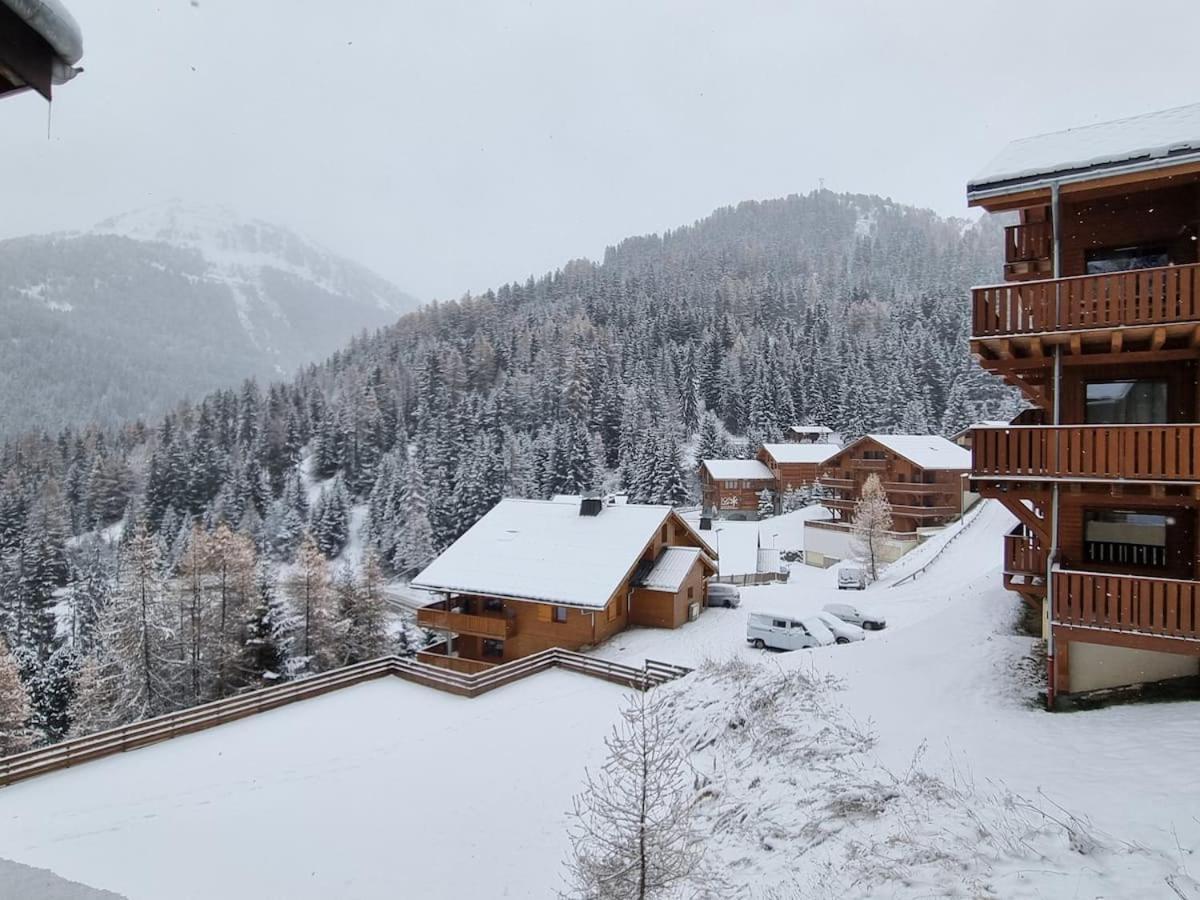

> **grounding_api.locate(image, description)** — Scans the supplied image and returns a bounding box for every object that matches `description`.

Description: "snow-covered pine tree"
[757,488,775,519]
[394,461,435,577]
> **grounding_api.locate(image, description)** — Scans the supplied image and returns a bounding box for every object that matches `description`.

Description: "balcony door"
[1084,379,1168,424]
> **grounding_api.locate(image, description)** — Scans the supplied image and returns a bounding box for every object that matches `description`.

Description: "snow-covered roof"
[4,0,84,66]
[551,493,629,506]
[701,459,774,481]
[638,547,703,593]
[865,434,971,471]
[413,499,696,609]
[969,102,1200,196]
[786,424,833,434]
[760,443,840,465]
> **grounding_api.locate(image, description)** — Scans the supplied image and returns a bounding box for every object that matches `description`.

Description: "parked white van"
[746,611,834,651]
[837,566,867,590]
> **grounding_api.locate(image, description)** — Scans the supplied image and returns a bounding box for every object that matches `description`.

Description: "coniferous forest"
[0,191,1019,748]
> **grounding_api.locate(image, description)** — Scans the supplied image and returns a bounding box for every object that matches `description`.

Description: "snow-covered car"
[813,610,866,644]
[706,582,741,608]
[837,566,867,590]
[823,601,887,631]
[746,611,834,651]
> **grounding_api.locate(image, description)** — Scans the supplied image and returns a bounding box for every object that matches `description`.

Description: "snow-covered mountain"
[0,202,420,437]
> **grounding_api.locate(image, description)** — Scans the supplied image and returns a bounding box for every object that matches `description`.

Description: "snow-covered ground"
[7,499,1200,897]
[683,505,831,576]
[0,672,627,899]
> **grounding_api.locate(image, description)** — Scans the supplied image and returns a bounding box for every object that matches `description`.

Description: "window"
[862,450,886,460]
[552,606,568,623]
[723,480,736,489]
[687,586,694,599]
[1085,380,1168,424]
[481,639,504,658]
[1085,244,1169,275]
[1084,509,1171,568]
[483,597,503,613]
[661,524,668,543]
[772,619,788,629]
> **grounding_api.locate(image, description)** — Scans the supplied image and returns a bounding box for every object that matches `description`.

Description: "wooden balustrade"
[972,425,1200,482]
[850,458,888,470]
[1004,221,1052,264]
[1004,525,1045,576]
[0,648,692,789]
[1053,569,1200,641]
[822,497,958,518]
[417,605,515,639]
[972,261,1200,337]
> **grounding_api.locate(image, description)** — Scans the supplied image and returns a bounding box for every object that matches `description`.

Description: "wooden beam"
[1069,333,1082,356]
[994,495,1051,545]
[985,348,1200,372]
[1151,327,1167,351]
[1189,324,1200,349]
[1110,330,1123,354]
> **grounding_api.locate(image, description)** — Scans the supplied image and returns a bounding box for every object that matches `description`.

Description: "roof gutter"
[967,147,1200,205]
[1,0,83,93]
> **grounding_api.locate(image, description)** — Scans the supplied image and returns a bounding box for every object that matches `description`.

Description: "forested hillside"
[0,190,1018,746]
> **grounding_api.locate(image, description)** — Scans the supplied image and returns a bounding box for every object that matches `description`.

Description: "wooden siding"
[818,437,966,532]
[699,467,773,516]
[972,425,1200,482]
[630,557,707,629]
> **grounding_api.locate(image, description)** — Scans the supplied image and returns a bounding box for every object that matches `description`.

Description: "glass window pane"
[1085,380,1167,424]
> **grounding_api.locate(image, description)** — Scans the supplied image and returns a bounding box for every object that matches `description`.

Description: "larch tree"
[285,532,335,674]
[562,689,710,900]
[0,637,33,755]
[851,473,893,581]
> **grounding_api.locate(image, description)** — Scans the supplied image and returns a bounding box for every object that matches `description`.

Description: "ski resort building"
[412,497,718,671]
[783,424,835,443]
[699,458,776,519]
[967,102,1200,705]
[816,434,973,533]
[700,441,840,520]
[0,0,83,101]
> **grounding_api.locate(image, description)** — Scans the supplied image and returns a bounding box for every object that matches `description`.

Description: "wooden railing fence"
[0,649,690,789]
[972,424,1200,482]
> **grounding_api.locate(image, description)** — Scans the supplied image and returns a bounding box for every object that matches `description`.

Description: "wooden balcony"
[821,497,958,519]
[416,645,499,674]
[972,262,1200,340]
[818,475,854,490]
[972,425,1200,484]
[1054,569,1200,643]
[1005,221,1053,264]
[850,458,888,470]
[880,481,957,496]
[1003,524,1046,601]
[417,603,516,639]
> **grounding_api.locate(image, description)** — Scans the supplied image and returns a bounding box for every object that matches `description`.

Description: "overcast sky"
[4,0,1199,300]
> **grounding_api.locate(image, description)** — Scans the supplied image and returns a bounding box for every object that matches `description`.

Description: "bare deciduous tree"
[852,472,893,581]
[562,688,710,900]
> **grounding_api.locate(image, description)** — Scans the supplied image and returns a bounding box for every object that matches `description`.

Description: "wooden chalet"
[0,0,83,101]
[411,497,717,673]
[817,434,972,533]
[758,442,840,500]
[698,458,775,520]
[967,102,1200,705]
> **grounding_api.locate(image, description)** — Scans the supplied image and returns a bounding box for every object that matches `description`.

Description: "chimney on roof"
[580,494,603,517]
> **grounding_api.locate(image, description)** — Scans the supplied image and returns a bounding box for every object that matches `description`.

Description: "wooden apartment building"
[701,440,839,520]
[967,102,1200,705]
[817,434,972,533]
[411,497,717,672]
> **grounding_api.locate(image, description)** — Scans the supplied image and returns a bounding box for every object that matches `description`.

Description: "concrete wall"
[802,523,920,568]
[1067,640,1200,694]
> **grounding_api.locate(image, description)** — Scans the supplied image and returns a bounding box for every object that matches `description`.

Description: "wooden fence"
[711,571,788,586]
[0,649,690,789]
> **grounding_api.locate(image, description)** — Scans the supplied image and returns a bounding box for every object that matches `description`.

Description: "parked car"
[706,582,741,608]
[837,566,867,590]
[823,601,887,631]
[746,612,834,651]
[812,610,866,644]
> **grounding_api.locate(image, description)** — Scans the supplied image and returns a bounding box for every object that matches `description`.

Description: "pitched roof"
[412,499,713,609]
[761,443,840,465]
[865,434,971,470]
[701,459,774,481]
[786,424,833,434]
[969,102,1200,196]
[638,547,703,593]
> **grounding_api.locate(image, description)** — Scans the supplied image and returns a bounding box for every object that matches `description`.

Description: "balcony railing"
[880,481,957,495]
[1053,569,1200,641]
[850,458,888,470]
[417,603,516,639]
[1005,524,1046,577]
[417,643,500,674]
[1005,221,1052,264]
[972,425,1200,483]
[972,262,1200,337]
[822,497,958,518]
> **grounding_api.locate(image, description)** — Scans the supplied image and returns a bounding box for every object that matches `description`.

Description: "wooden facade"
[816,436,969,533]
[698,461,774,519]
[416,508,716,667]
[968,117,1200,704]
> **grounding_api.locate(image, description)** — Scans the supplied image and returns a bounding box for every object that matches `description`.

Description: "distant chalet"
[412,497,718,671]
